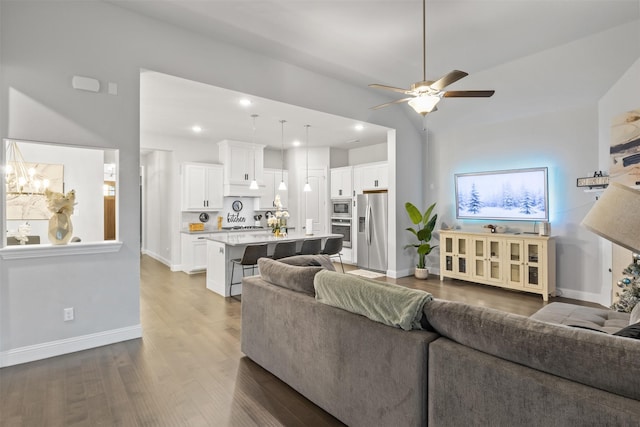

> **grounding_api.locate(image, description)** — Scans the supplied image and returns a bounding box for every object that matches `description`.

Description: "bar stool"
[271,241,297,260]
[321,237,344,273]
[297,238,321,255]
[229,244,268,296]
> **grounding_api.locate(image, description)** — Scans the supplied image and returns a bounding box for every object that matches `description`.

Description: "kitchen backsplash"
[181,197,262,229]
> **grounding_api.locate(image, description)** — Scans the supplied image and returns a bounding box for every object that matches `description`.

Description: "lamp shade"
[408,95,441,116]
[581,182,640,253]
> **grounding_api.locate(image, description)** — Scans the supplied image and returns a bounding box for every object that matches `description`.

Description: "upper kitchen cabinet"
[182,162,224,211]
[330,166,353,199]
[353,161,388,194]
[218,140,265,197]
[258,168,288,210]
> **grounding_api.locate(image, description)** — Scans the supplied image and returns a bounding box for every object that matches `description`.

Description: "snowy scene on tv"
[456,169,548,221]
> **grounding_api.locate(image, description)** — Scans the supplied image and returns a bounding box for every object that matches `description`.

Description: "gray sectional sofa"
[240,256,640,427]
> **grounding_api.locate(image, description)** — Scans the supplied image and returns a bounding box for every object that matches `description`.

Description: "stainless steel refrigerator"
[357,193,388,272]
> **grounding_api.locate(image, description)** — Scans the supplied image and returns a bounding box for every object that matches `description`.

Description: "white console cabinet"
[440,230,556,301]
[182,163,223,211]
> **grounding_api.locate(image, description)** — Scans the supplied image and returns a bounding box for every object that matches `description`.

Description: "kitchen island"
[206,232,342,297]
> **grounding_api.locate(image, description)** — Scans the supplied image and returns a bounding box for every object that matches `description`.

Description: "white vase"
[48,212,73,245]
[414,267,429,280]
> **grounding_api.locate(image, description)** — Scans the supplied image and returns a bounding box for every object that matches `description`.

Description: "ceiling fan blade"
[430,70,469,91]
[369,84,410,94]
[444,90,495,98]
[370,97,413,110]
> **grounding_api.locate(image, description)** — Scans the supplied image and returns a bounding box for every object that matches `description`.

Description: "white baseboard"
[556,287,607,306]
[0,324,142,368]
[386,266,440,279]
[143,250,172,268]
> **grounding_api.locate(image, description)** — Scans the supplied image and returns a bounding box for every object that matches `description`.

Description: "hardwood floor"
[0,256,600,426]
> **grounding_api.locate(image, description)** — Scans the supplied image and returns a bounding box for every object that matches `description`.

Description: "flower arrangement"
[45,188,76,215]
[267,194,289,236]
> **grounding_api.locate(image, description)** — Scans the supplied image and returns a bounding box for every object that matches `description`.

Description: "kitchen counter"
[180,228,270,234]
[205,232,342,297]
[207,231,336,246]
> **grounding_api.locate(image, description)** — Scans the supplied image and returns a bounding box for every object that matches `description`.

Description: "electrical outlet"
[63,307,74,322]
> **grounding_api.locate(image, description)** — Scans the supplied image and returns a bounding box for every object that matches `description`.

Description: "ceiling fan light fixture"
[408,95,441,116]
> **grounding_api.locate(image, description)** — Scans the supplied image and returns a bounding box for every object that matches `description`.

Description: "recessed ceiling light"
[240,98,252,106]
[292,140,301,147]
[355,124,364,131]
[192,125,202,133]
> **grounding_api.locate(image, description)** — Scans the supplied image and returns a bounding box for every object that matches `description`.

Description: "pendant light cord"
[305,125,310,183]
[422,0,426,81]
[280,120,286,182]
[251,114,258,180]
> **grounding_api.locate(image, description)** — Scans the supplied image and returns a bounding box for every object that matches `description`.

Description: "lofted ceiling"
[118,0,640,148]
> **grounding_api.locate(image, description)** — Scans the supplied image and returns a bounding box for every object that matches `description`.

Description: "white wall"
[430,106,602,301]
[0,0,422,363]
[142,150,173,265]
[598,57,640,305]
[7,142,104,243]
[348,143,388,165]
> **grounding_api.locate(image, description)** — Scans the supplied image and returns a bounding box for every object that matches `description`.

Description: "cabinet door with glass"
[524,241,545,290]
[472,237,503,284]
[440,233,470,279]
[506,239,525,288]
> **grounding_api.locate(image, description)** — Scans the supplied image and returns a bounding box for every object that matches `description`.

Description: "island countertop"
[207,232,343,247]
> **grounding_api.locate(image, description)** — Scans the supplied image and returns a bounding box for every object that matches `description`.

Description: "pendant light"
[249,114,259,190]
[303,124,311,192]
[278,120,287,191]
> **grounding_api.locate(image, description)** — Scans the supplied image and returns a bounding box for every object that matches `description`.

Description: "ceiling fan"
[369,0,495,116]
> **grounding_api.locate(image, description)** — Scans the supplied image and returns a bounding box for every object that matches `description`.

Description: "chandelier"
[5,141,50,195]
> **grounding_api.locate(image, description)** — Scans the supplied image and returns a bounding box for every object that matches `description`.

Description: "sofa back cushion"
[424,299,640,400]
[276,254,336,271]
[257,257,327,296]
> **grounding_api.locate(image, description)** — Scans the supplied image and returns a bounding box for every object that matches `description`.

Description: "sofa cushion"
[314,270,432,331]
[613,322,640,340]
[530,302,629,333]
[276,254,336,271]
[424,299,640,400]
[257,257,325,296]
[630,302,640,325]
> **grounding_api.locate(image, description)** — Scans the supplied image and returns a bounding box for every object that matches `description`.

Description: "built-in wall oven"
[331,217,352,248]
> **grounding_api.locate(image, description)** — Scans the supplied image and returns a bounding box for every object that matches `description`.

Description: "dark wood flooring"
[0,256,600,426]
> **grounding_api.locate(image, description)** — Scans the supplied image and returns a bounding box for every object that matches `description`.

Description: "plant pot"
[414,267,429,280]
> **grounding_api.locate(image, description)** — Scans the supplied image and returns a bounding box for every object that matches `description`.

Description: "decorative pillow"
[258,257,325,296]
[630,303,640,326]
[613,322,640,340]
[277,254,336,271]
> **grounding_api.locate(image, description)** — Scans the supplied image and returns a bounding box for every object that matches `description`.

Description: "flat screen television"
[455,167,549,221]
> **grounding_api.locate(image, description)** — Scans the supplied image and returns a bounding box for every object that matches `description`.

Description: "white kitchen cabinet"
[181,163,223,211]
[181,233,212,273]
[330,166,353,199]
[218,140,265,196]
[353,162,388,194]
[259,168,288,210]
[440,230,556,301]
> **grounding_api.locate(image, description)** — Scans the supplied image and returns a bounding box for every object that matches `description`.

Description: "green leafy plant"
[404,202,438,269]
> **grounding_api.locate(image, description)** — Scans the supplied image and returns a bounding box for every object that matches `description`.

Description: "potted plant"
[405,202,437,279]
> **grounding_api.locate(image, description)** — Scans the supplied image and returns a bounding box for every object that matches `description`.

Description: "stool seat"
[321,236,344,273]
[297,238,321,255]
[229,244,268,297]
[271,241,297,260]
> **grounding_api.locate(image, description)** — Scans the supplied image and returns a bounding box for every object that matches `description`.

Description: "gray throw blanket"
[314,270,433,331]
